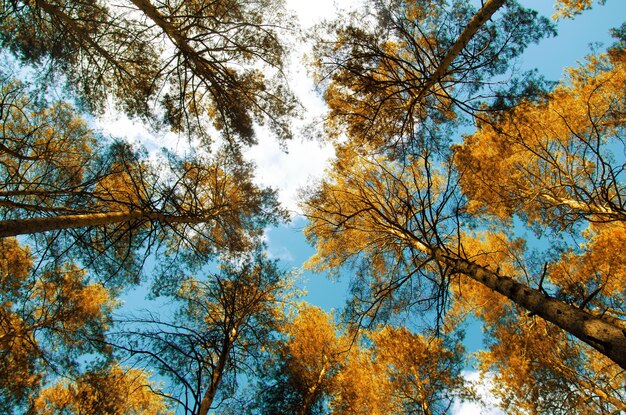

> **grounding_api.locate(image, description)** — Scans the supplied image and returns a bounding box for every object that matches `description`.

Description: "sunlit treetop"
[553,0,607,19]
[33,363,171,415]
[454,43,626,231]
[311,0,554,154]
[0,237,116,413]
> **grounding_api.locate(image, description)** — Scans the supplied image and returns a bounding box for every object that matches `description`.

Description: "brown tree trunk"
[196,333,233,415]
[129,0,215,79]
[433,249,626,370]
[299,360,328,415]
[0,210,219,237]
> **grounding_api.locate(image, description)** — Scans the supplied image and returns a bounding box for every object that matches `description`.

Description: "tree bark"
[129,0,219,86]
[196,331,233,415]
[0,210,220,237]
[432,249,626,370]
[0,211,144,237]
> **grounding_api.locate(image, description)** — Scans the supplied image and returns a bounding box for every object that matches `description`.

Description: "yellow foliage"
[455,49,625,226]
[332,326,471,415]
[0,237,33,294]
[553,0,599,19]
[304,150,447,277]
[0,83,96,190]
[0,308,42,404]
[95,162,145,209]
[479,314,626,414]
[0,238,117,409]
[551,222,626,300]
[31,264,114,333]
[332,347,393,415]
[34,364,171,415]
[283,304,347,389]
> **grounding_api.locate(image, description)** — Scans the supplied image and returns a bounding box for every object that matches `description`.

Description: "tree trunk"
[0,208,226,237]
[0,211,145,237]
[433,249,626,370]
[414,0,507,101]
[196,332,233,415]
[129,0,216,81]
[299,359,328,415]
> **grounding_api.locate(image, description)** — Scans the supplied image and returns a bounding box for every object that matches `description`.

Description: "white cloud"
[95,108,189,155]
[452,371,505,415]
[245,132,334,215]
[285,0,349,29]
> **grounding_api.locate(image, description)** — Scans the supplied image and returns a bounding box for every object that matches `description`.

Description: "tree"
[255,304,348,415]
[448,228,626,414]
[254,305,473,415]
[33,362,170,415]
[479,313,626,414]
[303,0,626,406]
[454,44,626,227]
[553,0,607,19]
[333,326,474,415]
[302,140,626,366]
[110,248,296,415]
[0,0,298,147]
[450,30,626,413]
[0,77,285,287]
[312,0,554,153]
[0,237,115,413]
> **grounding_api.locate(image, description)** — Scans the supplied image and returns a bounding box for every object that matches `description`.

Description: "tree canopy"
[1,0,624,414]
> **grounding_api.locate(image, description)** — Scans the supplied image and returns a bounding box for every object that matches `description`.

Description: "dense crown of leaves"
[312,0,554,153]
[253,305,474,415]
[0,76,286,289]
[0,237,114,412]
[0,0,298,147]
[110,249,296,415]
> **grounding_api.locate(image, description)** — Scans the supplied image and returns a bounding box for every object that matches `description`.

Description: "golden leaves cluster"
[454,49,625,226]
[0,238,115,407]
[34,364,170,415]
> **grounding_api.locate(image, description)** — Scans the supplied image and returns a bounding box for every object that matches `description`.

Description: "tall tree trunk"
[0,211,145,237]
[432,249,626,370]
[414,0,507,101]
[299,358,328,415]
[196,332,233,415]
[389,227,626,368]
[0,210,220,237]
[129,0,220,86]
